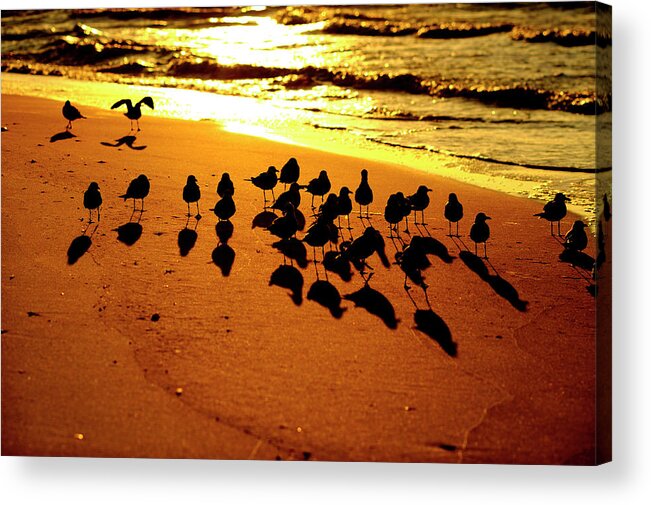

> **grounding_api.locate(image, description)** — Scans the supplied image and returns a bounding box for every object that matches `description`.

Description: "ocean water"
[1,3,611,219]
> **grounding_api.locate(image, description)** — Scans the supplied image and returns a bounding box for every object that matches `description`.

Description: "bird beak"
[427,188,432,192]
[486,216,492,220]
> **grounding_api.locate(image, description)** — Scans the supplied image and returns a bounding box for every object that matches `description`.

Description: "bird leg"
[141,198,145,212]
[98,207,101,222]
[88,209,93,224]
[358,204,363,219]
[196,201,201,219]
[311,194,315,210]
[366,206,370,220]
[187,202,191,217]
[421,210,427,226]
[557,220,562,236]
[271,188,276,203]
[423,285,432,309]
[403,273,411,291]
[483,242,488,259]
[448,220,452,237]
[404,215,410,234]
[550,221,554,236]
[456,221,460,238]
[137,119,141,132]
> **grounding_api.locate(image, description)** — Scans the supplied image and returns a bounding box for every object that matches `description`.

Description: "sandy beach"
[2,94,602,463]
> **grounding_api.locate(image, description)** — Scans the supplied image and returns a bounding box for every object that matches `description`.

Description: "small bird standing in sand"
[246,166,278,206]
[268,203,299,240]
[120,174,150,211]
[303,170,331,208]
[336,187,353,233]
[534,193,570,236]
[563,220,588,252]
[384,192,410,236]
[279,157,300,188]
[318,193,340,223]
[62,100,86,130]
[396,236,432,305]
[83,181,102,223]
[217,173,234,198]
[407,185,432,225]
[354,169,373,219]
[213,193,236,222]
[469,212,491,258]
[183,175,201,218]
[343,226,390,281]
[303,216,338,264]
[111,97,154,132]
[444,192,463,237]
[272,182,301,212]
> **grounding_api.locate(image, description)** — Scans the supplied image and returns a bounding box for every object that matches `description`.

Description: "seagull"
[407,185,432,225]
[62,100,86,130]
[217,172,234,198]
[303,216,338,265]
[444,192,463,237]
[317,193,340,223]
[213,193,236,222]
[384,192,410,236]
[83,181,102,223]
[279,157,300,188]
[111,97,154,132]
[268,203,299,241]
[119,174,150,211]
[469,212,491,258]
[271,182,301,212]
[336,187,353,233]
[395,236,432,305]
[563,220,588,252]
[245,166,278,205]
[534,193,570,235]
[303,170,331,208]
[343,226,390,282]
[182,175,201,217]
[354,169,373,219]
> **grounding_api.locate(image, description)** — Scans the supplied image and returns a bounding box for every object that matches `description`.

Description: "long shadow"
[67,224,98,265]
[343,283,398,329]
[212,220,235,276]
[178,217,199,257]
[269,264,303,305]
[115,211,143,246]
[272,238,308,268]
[216,220,234,244]
[100,135,147,150]
[459,251,528,312]
[323,249,353,282]
[252,210,278,229]
[419,236,454,264]
[307,279,346,319]
[559,249,595,271]
[414,309,457,357]
[50,130,76,143]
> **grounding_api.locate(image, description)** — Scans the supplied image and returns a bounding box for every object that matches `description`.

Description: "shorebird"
[111,97,154,132]
[272,182,301,212]
[563,220,588,252]
[83,181,102,223]
[354,169,373,219]
[343,226,390,281]
[182,175,201,217]
[246,166,278,205]
[213,193,236,221]
[444,192,463,237]
[396,236,432,305]
[407,185,432,225]
[469,212,491,258]
[534,193,570,235]
[217,172,234,198]
[336,187,353,233]
[303,170,331,208]
[268,203,299,240]
[303,216,338,264]
[62,100,86,130]
[279,157,300,188]
[119,174,150,211]
[384,192,410,236]
[317,193,340,223]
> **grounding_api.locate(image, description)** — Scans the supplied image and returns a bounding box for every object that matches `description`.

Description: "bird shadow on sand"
[559,249,596,296]
[115,211,143,246]
[273,237,308,269]
[269,264,304,305]
[67,223,99,265]
[413,309,457,357]
[252,210,278,229]
[50,130,76,143]
[343,282,398,329]
[100,135,147,150]
[212,220,235,276]
[178,216,199,257]
[458,250,528,312]
[307,279,346,319]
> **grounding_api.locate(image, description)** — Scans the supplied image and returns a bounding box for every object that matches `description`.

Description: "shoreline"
[2,93,598,463]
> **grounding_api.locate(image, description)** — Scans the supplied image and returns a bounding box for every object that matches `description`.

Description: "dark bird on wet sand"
[303,170,331,208]
[336,186,353,231]
[272,182,301,212]
[444,192,463,237]
[534,193,570,235]
[407,185,432,225]
[63,100,86,130]
[217,172,234,198]
[83,181,102,222]
[384,192,410,236]
[111,97,154,132]
[279,157,300,188]
[470,212,491,258]
[354,169,373,218]
[183,175,201,217]
[120,174,150,211]
[246,166,278,205]
[303,216,338,264]
[563,220,588,252]
[213,193,236,221]
[318,193,340,223]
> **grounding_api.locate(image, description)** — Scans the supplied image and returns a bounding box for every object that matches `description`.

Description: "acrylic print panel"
[1,2,611,464]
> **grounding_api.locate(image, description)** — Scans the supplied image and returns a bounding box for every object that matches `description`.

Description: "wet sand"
[2,94,599,463]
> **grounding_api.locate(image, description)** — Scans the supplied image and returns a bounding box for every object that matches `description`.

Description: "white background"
[2,0,649,503]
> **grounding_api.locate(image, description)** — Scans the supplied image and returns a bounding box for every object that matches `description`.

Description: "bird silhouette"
[323,245,353,282]
[245,166,278,206]
[303,170,331,208]
[534,193,570,236]
[303,216,338,265]
[119,174,150,211]
[217,172,234,198]
[563,220,588,252]
[268,203,299,240]
[111,97,154,132]
[384,192,410,236]
[602,193,611,221]
[279,157,300,188]
[336,187,353,234]
[83,181,102,223]
[354,169,373,219]
[317,193,340,223]
[271,182,301,212]
[469,212,491,258]
[182,175,201,217]
[444,192,463,237]
[213,193,236,221]
[407,185,432,225]
[396,236,432,306]
[344,226,390,282]
[63,100,86,130]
